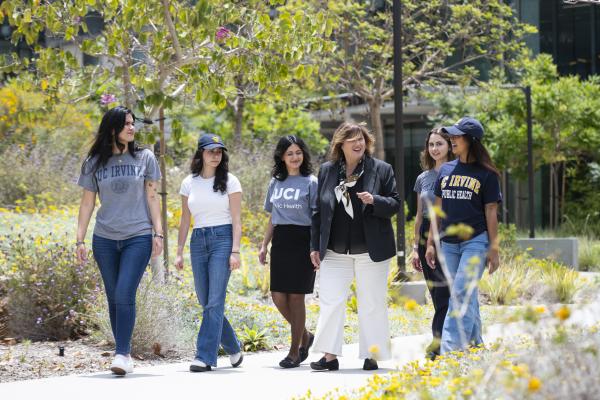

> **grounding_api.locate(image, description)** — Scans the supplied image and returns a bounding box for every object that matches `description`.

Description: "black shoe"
[363,358,378,371]
[426,351,438,361]
[279,356,301,369]
[299,332,315,363]
[310,357,339,371]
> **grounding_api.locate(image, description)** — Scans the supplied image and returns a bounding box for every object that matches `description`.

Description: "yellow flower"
[368,344,380,359]
[445,223,475,241]
[555,305,570,321]
[534,305,546,314]
[528,377,542,392]
[403,299,418,311]
[462,388,473,396]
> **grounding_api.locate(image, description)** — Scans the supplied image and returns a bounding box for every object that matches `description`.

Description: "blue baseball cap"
[442,117,484,140]
[198,133,227,150]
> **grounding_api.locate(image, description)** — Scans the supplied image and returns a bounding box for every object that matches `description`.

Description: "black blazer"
[311,156,402,262]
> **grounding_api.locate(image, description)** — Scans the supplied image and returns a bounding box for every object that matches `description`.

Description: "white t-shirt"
[179,173,242,228]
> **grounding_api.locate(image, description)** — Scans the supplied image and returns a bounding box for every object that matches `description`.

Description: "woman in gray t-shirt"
[410,127,453,360]
[75,106,163,376]
[258,136,317,369]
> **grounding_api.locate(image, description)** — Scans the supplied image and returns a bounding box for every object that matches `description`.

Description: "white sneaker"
[189,359,211,372]
[230,352,243,368]
[110,354,133,375]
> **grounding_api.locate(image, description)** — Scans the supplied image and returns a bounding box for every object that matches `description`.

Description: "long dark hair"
[82,106,138,175]
[419,128,455,170]
[190,148,230,193]
[271,135,313,181]
[466,136,500,177]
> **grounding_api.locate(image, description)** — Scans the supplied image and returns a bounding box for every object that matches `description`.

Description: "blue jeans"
[92,234,152,355]
[440,232,489,354]
[190,224,241,366]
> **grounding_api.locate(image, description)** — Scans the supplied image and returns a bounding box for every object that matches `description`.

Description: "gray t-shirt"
[77,148,161,240]
[414,169,439,218]
[264,175,318,226]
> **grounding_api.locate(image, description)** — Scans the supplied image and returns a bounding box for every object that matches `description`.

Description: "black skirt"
[270,225,316,294]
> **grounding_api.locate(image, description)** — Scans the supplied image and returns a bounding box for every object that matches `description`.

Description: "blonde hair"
[328,122,375,162]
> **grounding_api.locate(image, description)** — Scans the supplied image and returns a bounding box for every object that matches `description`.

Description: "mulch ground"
[0,337,186,383]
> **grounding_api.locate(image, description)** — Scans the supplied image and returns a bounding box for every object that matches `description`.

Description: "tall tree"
[295,0,535,159]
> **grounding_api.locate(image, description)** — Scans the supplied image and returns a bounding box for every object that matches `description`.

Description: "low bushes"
[480,253,586,305]
[579,237,600,272]
[1,233,101,340]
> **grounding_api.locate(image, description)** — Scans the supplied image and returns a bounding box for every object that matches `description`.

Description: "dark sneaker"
[363,358,378,371]
[310,357,339,371]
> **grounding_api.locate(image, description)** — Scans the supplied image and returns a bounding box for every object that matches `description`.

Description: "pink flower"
[215,27,231,41]
[100,93,117,105]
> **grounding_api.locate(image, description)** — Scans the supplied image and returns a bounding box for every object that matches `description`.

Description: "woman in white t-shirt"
[175,133,243,372]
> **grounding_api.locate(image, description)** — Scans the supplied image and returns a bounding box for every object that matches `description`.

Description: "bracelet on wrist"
[76,241,85,247]
[153,233,164,239]
[231,251,240,254]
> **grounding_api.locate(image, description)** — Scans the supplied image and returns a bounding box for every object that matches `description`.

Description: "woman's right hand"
[258,245,267,265]
[310,251,321,270]
[410,249,422,272]
[174,254,184,271]
[425,245,437,269]
[76,243,87,265]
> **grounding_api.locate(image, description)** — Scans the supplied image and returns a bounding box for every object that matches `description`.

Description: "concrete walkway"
[0,334,431,400]
[3,298,599,400]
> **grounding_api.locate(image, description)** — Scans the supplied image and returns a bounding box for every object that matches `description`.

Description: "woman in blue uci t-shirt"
[259,135,317,368]
[425,117,501,354]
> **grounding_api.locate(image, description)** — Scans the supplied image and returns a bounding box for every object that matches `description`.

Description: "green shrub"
[539,260,583,303]
[579,237,600,272]
[239,324,269,352]
[0,145,82,207]
[2,233,101,340]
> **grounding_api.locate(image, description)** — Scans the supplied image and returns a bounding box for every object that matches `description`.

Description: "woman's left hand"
[356,191,374,205]
[152,236,164,257]
[229,253,241,271]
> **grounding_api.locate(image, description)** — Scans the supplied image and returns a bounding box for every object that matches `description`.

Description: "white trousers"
[312,251,391,360]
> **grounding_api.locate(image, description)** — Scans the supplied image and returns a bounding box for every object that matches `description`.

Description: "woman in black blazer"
[309,122,401,371]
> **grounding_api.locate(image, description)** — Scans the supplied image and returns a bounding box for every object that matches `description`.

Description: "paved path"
[0,334,431,400]
[3,298,599,400]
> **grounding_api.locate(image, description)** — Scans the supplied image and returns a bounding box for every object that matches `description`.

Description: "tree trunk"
[233,76,245,146]
[368,98,385,160]
[560,161,566,227]
[548,163,554,229]
[553,162,560,229]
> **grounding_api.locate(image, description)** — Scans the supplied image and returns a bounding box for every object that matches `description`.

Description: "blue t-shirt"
[264,175,318,226]
[434,159,502,243]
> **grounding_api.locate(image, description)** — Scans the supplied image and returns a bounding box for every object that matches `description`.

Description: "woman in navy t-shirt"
[425,117,501,354]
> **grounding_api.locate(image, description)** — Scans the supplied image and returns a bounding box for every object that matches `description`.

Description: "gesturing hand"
[356,191,374,205]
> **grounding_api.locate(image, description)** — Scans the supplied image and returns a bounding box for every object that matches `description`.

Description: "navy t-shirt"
[434,159,502,243]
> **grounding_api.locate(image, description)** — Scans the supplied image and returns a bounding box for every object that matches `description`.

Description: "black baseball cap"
[198,133,227,150]
[442,117,484,140]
